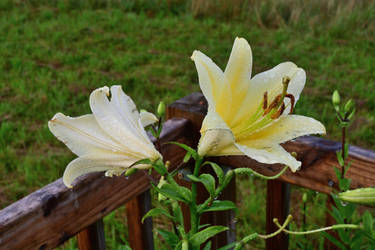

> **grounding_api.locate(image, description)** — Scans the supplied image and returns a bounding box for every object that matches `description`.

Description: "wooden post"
[126,190,154,250]
[77,219,106,250]
[266,180,290,250]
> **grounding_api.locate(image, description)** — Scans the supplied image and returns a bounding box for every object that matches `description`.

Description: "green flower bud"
[157,101,166,117]
[124,168,138,177]
[344,99,355,114]
[332,90,340,106]
[302,193,307,203]
[157,176,167,201]
[338,187,375,205]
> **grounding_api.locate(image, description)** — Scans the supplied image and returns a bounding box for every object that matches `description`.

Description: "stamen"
[263,92,268,110]
[263,95,281,116]
[271,103,285,119]
[285,94,295,114]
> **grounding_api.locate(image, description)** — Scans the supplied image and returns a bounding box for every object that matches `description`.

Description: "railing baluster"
[126,190,154,250]
[77,219,106,250]
[266,180,290,250]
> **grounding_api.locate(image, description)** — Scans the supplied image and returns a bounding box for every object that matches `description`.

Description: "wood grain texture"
[0,118,192,250]
[126,190,154,250]
[77,219,106,250]
[167,92,375,194]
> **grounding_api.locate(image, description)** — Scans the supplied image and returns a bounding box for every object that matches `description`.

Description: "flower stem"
[235,165,288,180]
[257,215,293,239]
[273,219,360,235]
[341,126,346,179]
[190,157,203,235]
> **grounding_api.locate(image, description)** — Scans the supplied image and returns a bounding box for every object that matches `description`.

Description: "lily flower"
[192,37,325,171]
[48,85,162,187]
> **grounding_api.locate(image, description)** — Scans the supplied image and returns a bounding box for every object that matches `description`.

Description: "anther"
[263,92,268,110]
[285,94,295,114]
[271,103,285,119]
[282,76,290,86]
[263,95,281,116]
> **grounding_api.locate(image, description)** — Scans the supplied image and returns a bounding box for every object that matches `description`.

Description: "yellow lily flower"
[192,37,325,171]
[48,85,162,187]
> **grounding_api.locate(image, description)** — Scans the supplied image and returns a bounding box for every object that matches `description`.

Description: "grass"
[0,0,374,249]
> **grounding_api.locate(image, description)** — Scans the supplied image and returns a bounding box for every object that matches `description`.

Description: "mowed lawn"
[0,2,374,249]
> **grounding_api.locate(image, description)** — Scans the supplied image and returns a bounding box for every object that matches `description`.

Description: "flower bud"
[302,193,307,203]
[157,101,166,117]
[157,176,167,201]
[338,187,375,205]
[344,99,355,114]
[332,90,340,106]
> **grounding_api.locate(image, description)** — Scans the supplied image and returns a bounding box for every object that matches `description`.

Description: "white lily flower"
[48,85,162,187]
[192,37,326,171]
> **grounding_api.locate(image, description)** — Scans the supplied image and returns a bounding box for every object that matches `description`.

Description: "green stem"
[273,219,360,235]
[257,215,293,239]
[235,165,288,180]
[190,157,203,235]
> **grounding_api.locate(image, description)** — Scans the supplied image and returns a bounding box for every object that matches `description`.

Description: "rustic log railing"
[1,92,374,250]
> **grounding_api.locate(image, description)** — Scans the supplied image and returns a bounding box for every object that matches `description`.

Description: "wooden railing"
[1,92,375,250]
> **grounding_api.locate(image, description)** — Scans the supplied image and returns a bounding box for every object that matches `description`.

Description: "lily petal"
[89,86,155,156]
[191,50,226,108]
[235,143,301,171]
[140,110,159,127]
[238,115,326,146]
[63,156,135,188]
[224,37,253,90]
[48,113,132,157]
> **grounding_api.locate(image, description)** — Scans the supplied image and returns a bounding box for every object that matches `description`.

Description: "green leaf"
[218,242,236,250]
[174,240,182,250]
[202,241,212,250]
[152,161,168,175]
[201,200,237,213]
[199,174,216,197]
[222,170,234,190]
[242,233,258,243]
[142,207,173,223]
[203,161,224,185]
[334,166,341,180]
[339,178,351,191]
[190,226,228,246]
[198,224,211,230]
[322,231,346,249]
[363,211,374,233]
[187,174,201,182]
[130,158,152,167]
[183,152,191,163]
[153,183,190,203]
[157,228,179,248]
[172,201,184,226]
[336,150,345,166]
[167,142,199,160]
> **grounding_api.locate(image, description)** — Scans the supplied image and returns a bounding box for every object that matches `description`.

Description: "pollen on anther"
[263,92,268,110]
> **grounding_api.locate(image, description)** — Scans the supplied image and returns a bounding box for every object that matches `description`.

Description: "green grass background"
[0,0,374,249]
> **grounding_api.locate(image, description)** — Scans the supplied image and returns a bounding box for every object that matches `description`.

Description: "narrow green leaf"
[198,224,211,230]
[190,226,228,246]
[322,231,346,249]
[130,158,152,167]
[183,152,191,163]
[202,241,212,250]
[222,170,234,189]
[336,150,345,166]
[153,161,168,175]
[142,207,173,223]
[203,161,224,185]
[199,174,216,197]
[172,201,184,226]
[201,200,237,213]
[167,142,198,160]
[218,242,236,250]
[157,228,179,248]
[187,174,201,182]
[363,211,374,233]
[152,183,189,203]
